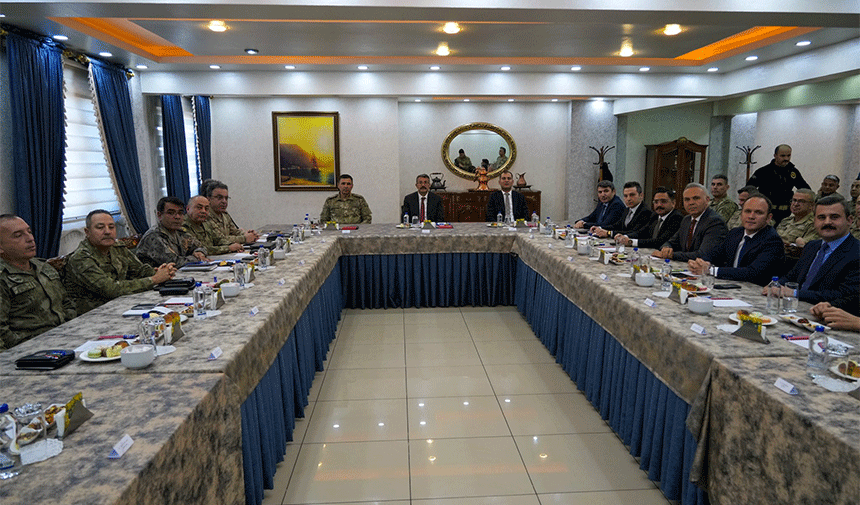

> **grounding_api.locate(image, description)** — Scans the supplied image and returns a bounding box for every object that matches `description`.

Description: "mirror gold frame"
[441,122,517,180]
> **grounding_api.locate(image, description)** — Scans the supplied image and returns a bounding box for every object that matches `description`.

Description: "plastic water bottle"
[234,260,245,287]
[258,248,269,269]
[304,213,310,229]
[766,277,781,314]
[496,212,503,224]
[639,251,651,273]
[806,325,829,378]
[139,313,158,358]
[403,212,409,226]
[531,211,539,226]
[193,282,207,319]
[661,259,672,291]
[629,247,640,275]
[275,234,285,250]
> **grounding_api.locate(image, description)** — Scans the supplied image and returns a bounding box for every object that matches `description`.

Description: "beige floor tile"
[291,401,316,443]
[407,365,495,398]
[404,306,464,313]
[318,368,407,400]
[306,371,325,402]
[499,394,610,436]
[263,443,304,505]
[404,322,473,343]
[474,340,557,365]
[413,496,541,505]
[515,434,653,494]
[537,489,669,504]
[328,343,405,369]
[484,364,579,395]
[336,322,405,344]
[304,399,407,443]
[409,437,534,499]
[283,441,410,504]
[406,342,481,367]
[409,396,510,439]
[341,309,404,326]
[466,318,536,341]
[459,306,521,314]
[403,309,467,325]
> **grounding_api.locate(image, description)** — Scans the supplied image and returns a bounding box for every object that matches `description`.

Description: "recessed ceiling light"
[0,14,5,18]
[357,65,368,70]
[208,20,227,32]
[245,48,259,55]
[619,39,634,57]
[430,65,440,70]
[284,65,295,70]
[508,98,514,102]
[570,66,582,71]
[135,64,148,70]
[595,97,604,101]
[463,99,470,102]
[663,24,682,36]
[443,22,460,34]
[707,67,719,72]
[639,67,650,72]
[435,43,450,56]
[500,66,511,71]
[745,55,758,61]
[99,52,113,57]
[415,99,421,102]
[796,40,811,46]
[551,99,558,102]
[52,35,69,41]
[209,64,221,69]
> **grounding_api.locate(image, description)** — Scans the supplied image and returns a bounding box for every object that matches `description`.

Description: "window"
[154,96,199,198]
[61,60,121,231]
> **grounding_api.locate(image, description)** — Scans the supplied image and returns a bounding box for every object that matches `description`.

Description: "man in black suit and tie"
[655,183,728,261]
[615,186,684,250]
[766,196,859,311]
[485,170,529,222]
[574,180,626,230]
[591,181,654,238]
[402,174,445,223]
[688,195,784,286]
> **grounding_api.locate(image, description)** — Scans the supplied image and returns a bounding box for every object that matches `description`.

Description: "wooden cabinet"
[435,191,541,222]
[645,137,707,212]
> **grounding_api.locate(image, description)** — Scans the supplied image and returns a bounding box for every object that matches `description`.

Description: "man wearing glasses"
[776,189,819,257]
[201,179,259,245]
[136,197,209,268]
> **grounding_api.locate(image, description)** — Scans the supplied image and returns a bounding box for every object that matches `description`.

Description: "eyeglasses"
[791,198,812,204]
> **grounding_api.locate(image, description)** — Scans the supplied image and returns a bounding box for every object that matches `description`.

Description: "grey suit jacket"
[663,207,728,261]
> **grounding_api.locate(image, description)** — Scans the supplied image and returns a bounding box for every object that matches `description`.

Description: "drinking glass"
[412,215,420,228]
[782,282,798,313]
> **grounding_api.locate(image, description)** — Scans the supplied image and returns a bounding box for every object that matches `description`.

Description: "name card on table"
[599,273,608,281]
[278,278,286,286]
[644,298,656,307]
[422,229,431,234]
[690,323,706,335]
[249,306,259,316]
[567,256,574,262]
[108,435,134,459]
[341,230,351,234]
[774,378,798,395]
[208,347,223,360]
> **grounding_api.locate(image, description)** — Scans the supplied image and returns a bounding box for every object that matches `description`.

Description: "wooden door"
[645,137,707,213]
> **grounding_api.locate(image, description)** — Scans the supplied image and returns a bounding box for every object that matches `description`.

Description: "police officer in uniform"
[320,174,372,224]
[747,144,810,225]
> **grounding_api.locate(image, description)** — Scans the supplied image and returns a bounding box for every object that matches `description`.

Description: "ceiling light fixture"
[430,65,440,70]
[99,52,113,57]
[435,43,450,57]
[595,97,604,101]
[463,99,470,102]
[707,67,719,72]
[357,65,368,70]
[619,38,634,57]
[136,64,148,70]
[284,65,295,69]
[796,40,811,46]
[245,48,259,55]
[551,99,558,102]
[443,22,461,34]
[208,20,227,32]
[415,99,421,102]
[52,35,69,41]
[0,14,5,18]
[745,55,758,61]
[500,66,511,71]
[639,67,650,72]
[508,99,514,102]
[570,66,582,71]
[209,64,221,69]
[663,24,682,36]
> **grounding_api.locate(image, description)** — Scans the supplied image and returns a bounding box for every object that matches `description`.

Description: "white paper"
[162,297,193,305]
[20,439,63,465]
[787,336,854,350]
[123,305,172,317]
[422,229,431,234]
[651,291,671,298]
[341,230,351,234]
[711,299,752,308]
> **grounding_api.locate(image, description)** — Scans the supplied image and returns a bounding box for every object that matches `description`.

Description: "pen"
[781,335,809,341]
[98,334,137,340]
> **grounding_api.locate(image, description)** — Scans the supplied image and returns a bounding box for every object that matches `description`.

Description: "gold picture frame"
[273,111,340,191]
[441,122,517,180]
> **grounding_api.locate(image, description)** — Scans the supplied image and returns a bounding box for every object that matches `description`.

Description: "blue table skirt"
[241,256,708,505]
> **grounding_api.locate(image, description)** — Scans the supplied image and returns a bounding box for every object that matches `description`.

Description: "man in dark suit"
[655,183,728,261]
[574,180,625,230]
[688,195,785,286]
[402,173,445,222]
[615,186,683,250]
[768,196,859,311]
[485,170,529,222]
[591,181,654,238]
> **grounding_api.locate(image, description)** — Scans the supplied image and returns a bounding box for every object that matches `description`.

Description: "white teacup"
[121,344,155,369]
[687,297,714,315]
[221,282,241,298]
[272,249,286,260]
[635,272,655,287]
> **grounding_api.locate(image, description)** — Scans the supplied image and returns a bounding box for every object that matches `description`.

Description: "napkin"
[710,299,752,308]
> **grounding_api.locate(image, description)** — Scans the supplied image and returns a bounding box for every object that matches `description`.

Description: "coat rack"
[589,145,615,182]
[736,145,761,181]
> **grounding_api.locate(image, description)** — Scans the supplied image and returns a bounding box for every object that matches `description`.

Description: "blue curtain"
[6,32,65,257]
[193,96,212,184]
[160,95,190,202]
[89,60,149,235]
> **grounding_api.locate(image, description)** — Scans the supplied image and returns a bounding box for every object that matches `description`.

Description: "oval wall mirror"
[441,122,517,180]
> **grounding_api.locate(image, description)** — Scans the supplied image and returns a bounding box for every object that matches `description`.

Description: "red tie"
[686,218,697,251]
[419,196,425,222]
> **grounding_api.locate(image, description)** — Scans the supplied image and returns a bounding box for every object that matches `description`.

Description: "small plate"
[781,314,831,332]
[729,313,776,326]
[75,340,124,362]
[830,361,859,381]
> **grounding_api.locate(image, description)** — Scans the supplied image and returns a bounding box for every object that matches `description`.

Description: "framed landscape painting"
[272,111,340,191]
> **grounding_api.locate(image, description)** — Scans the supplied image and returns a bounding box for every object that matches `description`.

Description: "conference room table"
[0,223,856,505]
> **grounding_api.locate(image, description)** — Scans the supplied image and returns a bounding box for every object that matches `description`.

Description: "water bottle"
[766,277,781,314]
[565,225,575,248]
[806,325,829,378]
[292,224,299,242]
[639,251,651,273]
[629,247,640,275]
[304,213,310,230]
[193,282,207,318]
[403,212,409,226]
[661,259,672,292]
[258,247,269,269]
[275,234,285,250]
[139,314,158,359]
[531,211,539,226]
[234,260,245,287]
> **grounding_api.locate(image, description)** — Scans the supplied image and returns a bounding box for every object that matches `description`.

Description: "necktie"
[652,216,663,239]
[505,192,513,221]
[685,218,697,251]
[419,196,426,222]
[801,242,829,291]
[733,236,749,268]
[598,203,607,222]
[624,208,634,226]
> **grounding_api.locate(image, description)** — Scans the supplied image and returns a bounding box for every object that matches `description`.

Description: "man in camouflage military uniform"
[64,210,176,314]
[709,174,738,223]
[453,149,474,172]
[725,186,757,230]
[746,144,810,225]
[851,198,860,240]
[136,197,209,268]
[320,174,372,224]
[776,189,819,258]
[0,215,76,351]
[201,180,259,245]
[184,195,243,256]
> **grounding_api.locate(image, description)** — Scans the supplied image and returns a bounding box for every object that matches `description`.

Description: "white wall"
[755,105,855,196]
[398,101,570,221]
[211,97,400,228]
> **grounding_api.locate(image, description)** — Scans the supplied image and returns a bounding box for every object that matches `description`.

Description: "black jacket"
[703,225,785,286]
[485,190,529,222]
[402,191,445,222]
